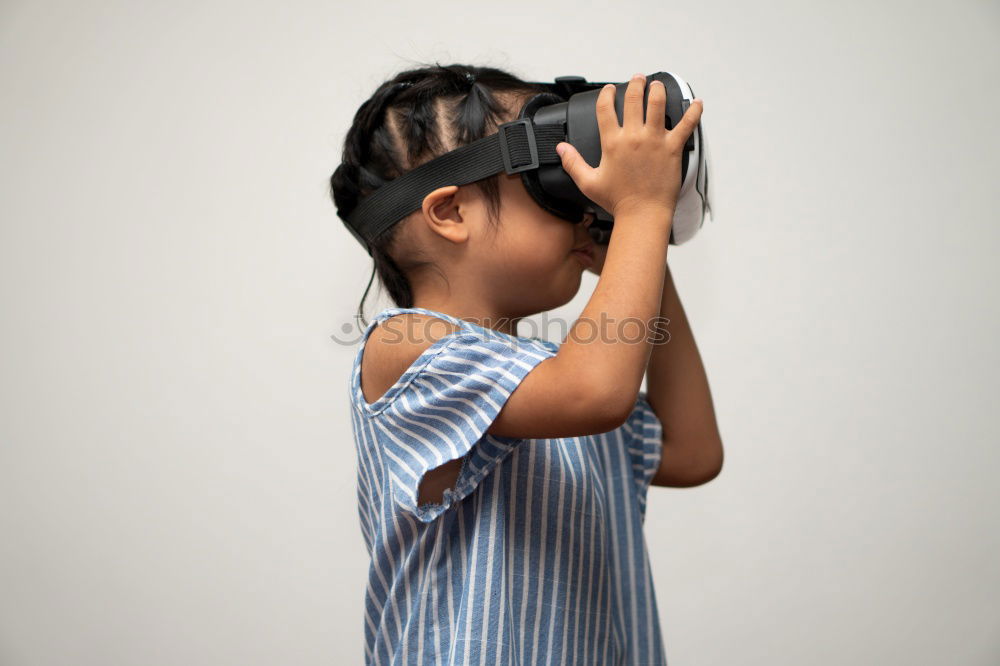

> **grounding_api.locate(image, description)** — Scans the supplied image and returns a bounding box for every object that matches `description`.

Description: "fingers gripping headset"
[339,72,714,254]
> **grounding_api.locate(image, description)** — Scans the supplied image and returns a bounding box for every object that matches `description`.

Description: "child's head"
[330,62,596,324]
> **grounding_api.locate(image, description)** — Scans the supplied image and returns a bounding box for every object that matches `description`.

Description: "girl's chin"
[503,276,579,314]
[507,258,587,300]
[565,273,586,301]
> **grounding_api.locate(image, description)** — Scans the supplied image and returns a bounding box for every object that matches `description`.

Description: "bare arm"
[646,262,724,486]
[488,76,705,440]
[487,206,673,439]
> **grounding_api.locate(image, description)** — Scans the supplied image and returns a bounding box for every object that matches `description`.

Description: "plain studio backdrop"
[1,1,998,664]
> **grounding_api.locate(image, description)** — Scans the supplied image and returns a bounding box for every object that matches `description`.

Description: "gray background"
[2,1,998,664]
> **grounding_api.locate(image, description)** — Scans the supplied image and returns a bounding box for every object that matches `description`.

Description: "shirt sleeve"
[623,391,664,521]
[374,331,549,523]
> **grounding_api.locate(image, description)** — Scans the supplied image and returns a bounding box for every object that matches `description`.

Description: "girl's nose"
[581,212,594,228]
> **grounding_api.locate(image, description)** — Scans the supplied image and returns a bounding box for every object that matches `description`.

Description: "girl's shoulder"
[359,310,465,407]
[352,307,558,414]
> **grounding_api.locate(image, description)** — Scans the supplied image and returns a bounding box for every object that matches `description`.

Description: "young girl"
[330,63,722,665]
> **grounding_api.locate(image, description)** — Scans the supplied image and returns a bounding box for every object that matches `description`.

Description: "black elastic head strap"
[342,119,565,255]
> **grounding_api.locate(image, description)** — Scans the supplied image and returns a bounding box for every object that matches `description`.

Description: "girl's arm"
[487,205,674,439]
[646,262,724,487]
[488,82,705,440]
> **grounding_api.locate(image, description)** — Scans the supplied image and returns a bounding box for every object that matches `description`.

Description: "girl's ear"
[420,185,470,248]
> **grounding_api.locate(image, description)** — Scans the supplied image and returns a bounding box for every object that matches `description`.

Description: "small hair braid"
[329,63,549,327]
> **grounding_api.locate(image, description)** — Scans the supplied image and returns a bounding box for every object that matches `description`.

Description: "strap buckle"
[498,119,539,174]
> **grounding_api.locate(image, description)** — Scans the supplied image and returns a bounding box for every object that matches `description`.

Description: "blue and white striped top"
[349,306,666,665]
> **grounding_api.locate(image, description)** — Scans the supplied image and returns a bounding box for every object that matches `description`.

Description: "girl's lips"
[571,248,595,268]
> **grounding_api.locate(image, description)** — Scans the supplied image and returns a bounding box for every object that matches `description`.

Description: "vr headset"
[340,71,713,254]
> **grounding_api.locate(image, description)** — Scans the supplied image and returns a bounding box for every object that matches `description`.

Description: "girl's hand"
[555,73,704,219]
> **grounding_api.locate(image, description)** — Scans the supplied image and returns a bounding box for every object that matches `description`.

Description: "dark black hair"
[329,61,549,327]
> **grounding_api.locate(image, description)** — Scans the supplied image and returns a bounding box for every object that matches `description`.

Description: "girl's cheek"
[494,220,569,273]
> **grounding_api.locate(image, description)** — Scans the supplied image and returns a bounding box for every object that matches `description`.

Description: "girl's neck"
[410,299,523,337]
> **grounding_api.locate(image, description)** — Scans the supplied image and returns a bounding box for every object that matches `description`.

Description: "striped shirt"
[349,306,666,665]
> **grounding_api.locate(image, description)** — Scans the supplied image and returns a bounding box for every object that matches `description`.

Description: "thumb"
[556,142,593,186]
[671,99,704,144]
